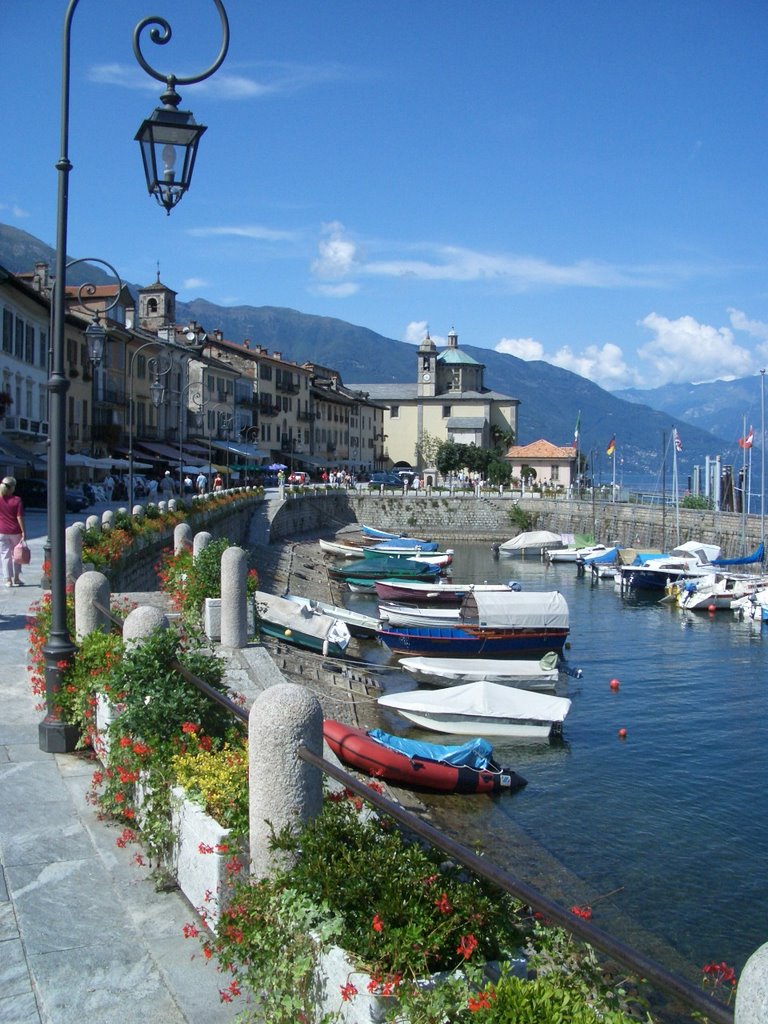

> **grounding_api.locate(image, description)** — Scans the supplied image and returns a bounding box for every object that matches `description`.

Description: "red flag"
[673,429,683,452]
[739,426,754,449]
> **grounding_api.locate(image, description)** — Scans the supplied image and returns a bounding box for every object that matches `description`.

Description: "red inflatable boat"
[322,719,527,795]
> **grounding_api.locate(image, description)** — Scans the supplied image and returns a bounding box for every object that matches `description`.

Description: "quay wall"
[269,490,764,560]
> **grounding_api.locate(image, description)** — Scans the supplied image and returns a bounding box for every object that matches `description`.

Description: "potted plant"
[190,792,647,1023]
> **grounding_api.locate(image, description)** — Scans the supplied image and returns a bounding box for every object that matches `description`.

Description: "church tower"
[417,329,438,397]
[137,270,177,333]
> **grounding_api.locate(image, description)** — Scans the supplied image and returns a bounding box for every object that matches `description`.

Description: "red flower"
[702,961,737,987]
[119,735,132,748]
[457,933,478,960]
[435,892,453,915]
[340,981,358,1002]
[183,922,199,939]
[198,842,214,855]
[468,989,495,1011]
[372,913,384,932]
[181,721,200,734]
[570,904,593,920]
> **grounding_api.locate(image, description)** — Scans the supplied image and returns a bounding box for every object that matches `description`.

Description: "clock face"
[422,372,431,382]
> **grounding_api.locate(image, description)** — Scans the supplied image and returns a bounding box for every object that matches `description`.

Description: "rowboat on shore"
[328,556,442,582]
[282,593,382,636]
[378,601,461,628]
[360,525,434,546]
[322,719,527,794]
[378,680,572,739]
[318,537,367,559]
[253,591,351,656]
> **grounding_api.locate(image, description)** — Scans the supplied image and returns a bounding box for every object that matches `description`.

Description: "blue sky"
[4,0,768,391]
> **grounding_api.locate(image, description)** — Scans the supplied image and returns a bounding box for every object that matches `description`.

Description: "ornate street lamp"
[42,1,228,753]
[176,382,208,493]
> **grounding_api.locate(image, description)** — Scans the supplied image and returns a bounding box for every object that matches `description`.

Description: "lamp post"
[218,412,235,479]
[177,382,208,493]
[127,347,172,505]
[41,1,228,752]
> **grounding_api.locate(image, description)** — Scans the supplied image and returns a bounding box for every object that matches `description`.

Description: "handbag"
[13,540,31,565]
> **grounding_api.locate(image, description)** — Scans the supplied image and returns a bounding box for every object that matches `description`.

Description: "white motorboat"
[282,593,382,635]
[378,679,572,738]
[398,652,563,691]
[618,541,722,592]
[547,543,608,564]
[498,530,566,557]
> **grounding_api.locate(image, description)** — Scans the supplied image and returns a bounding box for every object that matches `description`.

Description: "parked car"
[15,477,91,512]
[369,471,405,488]
[287,471,309,485]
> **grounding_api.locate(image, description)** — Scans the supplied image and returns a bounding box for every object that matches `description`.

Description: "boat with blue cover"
[328,556,442,582]
[322,719,527,794]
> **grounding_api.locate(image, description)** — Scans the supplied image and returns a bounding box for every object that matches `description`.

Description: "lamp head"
[85,317,107,366]
[135,88,207,215]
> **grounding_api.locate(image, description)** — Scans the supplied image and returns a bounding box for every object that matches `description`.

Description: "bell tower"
[138,267,177,333]
[417,329,437,397]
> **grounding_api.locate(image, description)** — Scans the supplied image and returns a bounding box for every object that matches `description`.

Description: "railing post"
[248,682,323,879]
[122,605,169,650]
[193,531,213,559]
[174,522,193,555]
[65,523,83,582]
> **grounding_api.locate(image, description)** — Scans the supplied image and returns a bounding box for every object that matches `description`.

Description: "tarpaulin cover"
[367,729,494,769]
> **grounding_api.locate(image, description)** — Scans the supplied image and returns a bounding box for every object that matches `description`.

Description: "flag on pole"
[739,425,754,449]
[572,411,581,449]
[673,428,683,452]
[606,436,616,457]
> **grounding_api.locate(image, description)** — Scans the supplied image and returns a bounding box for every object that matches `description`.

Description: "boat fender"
[322,640,329,657]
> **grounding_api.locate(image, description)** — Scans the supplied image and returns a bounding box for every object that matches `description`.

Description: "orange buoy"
[708,604,716,614]
[609,678,620,691]
[618,728,627,739]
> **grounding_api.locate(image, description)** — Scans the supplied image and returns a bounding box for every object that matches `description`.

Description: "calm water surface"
[348,542,768,980]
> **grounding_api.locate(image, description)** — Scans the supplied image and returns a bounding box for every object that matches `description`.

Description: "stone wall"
[267,490,765,560]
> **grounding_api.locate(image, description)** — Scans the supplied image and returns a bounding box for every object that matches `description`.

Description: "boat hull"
[374,579,517,604]
[258,620,348,657]
[322,719,526,794]
[378,625,568,657]
[387,708,555,738]
[399,655,561,690]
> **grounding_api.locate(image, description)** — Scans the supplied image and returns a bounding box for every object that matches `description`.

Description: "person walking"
[196,471,207,495]
[0,476,25,587]
[213,472,223,492]
[159,471,175,498]
[103,472,114,503]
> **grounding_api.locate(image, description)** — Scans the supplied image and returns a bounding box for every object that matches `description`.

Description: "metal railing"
[91,599,734,1024]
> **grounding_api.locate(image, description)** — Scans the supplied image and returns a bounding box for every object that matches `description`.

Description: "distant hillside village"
[0,262,580,489]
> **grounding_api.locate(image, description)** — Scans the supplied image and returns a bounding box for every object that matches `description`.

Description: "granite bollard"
[248,682,323,879]
[74,570,111,640]
[122,605,169,650]
[736,941,768,1023]
[193,531,213,559]
[221,545,248,648]
[174,522,193,555]
[65,523,83,582]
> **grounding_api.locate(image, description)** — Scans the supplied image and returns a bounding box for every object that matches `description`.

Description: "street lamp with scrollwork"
[41,0,229,753]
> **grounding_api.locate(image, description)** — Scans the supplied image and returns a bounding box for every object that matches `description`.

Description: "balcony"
[259,402,282,417]
[4,416,49,437]
[276,379,300,394]
[297,409,315,421]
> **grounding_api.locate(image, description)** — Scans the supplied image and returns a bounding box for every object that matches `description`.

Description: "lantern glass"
[135,107,207,214]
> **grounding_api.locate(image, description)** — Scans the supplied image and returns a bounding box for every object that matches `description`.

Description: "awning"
[209,440,268,460]
[135,440,187,462]
[0,437,44,470]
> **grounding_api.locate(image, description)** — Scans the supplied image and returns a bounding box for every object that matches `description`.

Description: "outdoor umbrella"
[268,463,288,471]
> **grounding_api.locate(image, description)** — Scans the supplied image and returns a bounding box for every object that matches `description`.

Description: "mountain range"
[1,222,758,488]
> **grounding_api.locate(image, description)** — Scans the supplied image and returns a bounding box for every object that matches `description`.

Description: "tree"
[414,430,442,468]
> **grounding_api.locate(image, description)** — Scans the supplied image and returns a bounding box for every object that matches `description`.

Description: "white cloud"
[313,282,359,298]
[311,222,358,282]
[728,307,768,344]
[638,312,753,383]
[495,337,545,361]
[494,336,638,389]
[187,225,298,242]
[403,321,428,345]
[182,277,208,290]
[0,202,29,219]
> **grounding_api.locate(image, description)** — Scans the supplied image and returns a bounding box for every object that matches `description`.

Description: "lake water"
[347,542,768,984]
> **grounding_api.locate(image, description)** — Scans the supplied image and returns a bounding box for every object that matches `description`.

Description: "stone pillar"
[174,522,193,555]
[132,504,144,518]
[193,531,213,559]
[122,605,169,651]
[65,524,83,583]
[101,509,114,531]
[736,941,768,1023]
[74,571,111,640]
[248,683,323,878]
[221,545,248,648]
[85,514,100,532]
